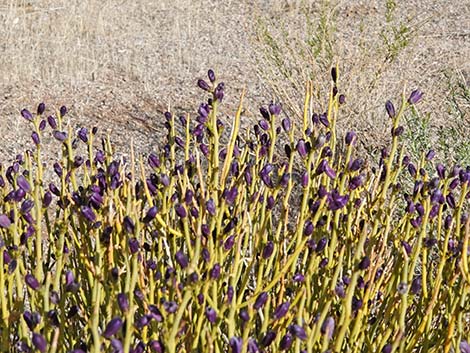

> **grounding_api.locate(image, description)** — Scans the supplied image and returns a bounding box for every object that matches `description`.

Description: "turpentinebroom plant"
[0,68,469,353]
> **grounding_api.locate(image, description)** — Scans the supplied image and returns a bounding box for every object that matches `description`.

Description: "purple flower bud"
[143,206,158,223]
[358,256,370,270]
[25,274,40,290]
[338,94,346,104]
[408,89,423,104]
[123,216,135,234]
[254,292,268,310]
[31,132,40,145]
[460,341,470,353]
[296,139,308,158]
[32,333,47,353]
[273,301,290,320]
[352,296,363,311]
[60,106,67,117]
[335,283,345,298]
[53,131,67,142]
[410,276,422,295]
[345,131,356,145]
[128,238,139,254]
[262,241,274,259]
[301,171,309,188]
[206,199,216,216]
[282,118,291,133]
[175,250,189,269]
[382,344,392,353]
[17,175,31,193]
[446,193,456,209]
[205,307,217,324]
[117,293,129,313]
[289,324,307,340]
[225,187,238,205]
[261,330,277,347]
[303,220,314,236]
[258,119,269,131]
[197,79,210,91]
[81,206,96,223]
[293,273,305,282]
[247,338,259,353]
[175,204,187,218]
[214,82,224,101]
[319,113,329,127]
[280,334,293,350]
[208,69,216,83]
[416,203,425,217]
[385,100,395,118]
[210,263,221,279]
[269,102,281,116]
[22,108,35,122]
[224,235,235,251]
[103,317,123,338]
[229,337,243,353]
[331,67,337,82]
[239,309,250,322]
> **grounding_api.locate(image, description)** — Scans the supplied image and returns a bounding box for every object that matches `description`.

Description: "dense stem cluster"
[0,69,469,353]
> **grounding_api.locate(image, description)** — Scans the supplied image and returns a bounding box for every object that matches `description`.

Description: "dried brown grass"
[0,0,469,164]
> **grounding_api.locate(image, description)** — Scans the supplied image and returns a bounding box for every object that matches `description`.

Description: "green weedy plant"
[0,68,469,353]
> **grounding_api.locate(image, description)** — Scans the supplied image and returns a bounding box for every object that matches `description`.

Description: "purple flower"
[408,89,423,104]
[25,274,40,290]
[0,214,12,228]
[296,139,308,158]
[31,132,40,145]
[229,337,243,353]
[197,79,211,91]
[282,118,291,133]
[269,102,281,116]
[208,69,216,83]
[385,100,395,118]
[53,131,67,142]
[345,131,356,145]
[382,344,392,353]
[273,301,290,320]
[149,340,164,353]
[206,199,216,216]
[410,276,422,295]
[280,334,293,350]
[205,307,217,324]
[210,263,221,279]
[289,324,307,340]
[225,186,238,205]
[319,113,329,127]
[358,256,370,270]
[123,216,135,234]
[17,175,31,193]
[214,82,225,101]
[262,241,274,259]
[128,238,139,254]
[21,108,34,121]
[143,206,158,223]
[175,250,189,269]
[239,309,250,322]
[117,293,129,313]
[247,338,259,353]
[32,333,47,353]
[254,292,268,310]
[261,330,277,347]
[175,204,187,218]
[460,341,470,353]
[103,317,123,338]
[81,206,96,223]
[224,235,235,251]
[321,317,335,340]
[60,105,67,117]
[338,94,346,104]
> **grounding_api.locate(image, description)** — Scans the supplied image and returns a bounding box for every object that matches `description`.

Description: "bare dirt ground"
[1,0,469,166]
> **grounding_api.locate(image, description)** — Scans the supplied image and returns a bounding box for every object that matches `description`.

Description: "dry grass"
[0,0,469,165]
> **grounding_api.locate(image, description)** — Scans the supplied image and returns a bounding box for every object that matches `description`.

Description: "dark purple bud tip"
[53,131,67,142]
[254,292,268,310]
[197,79,211,91]
[273,301,290,320]
[268,102,281,116]
[230,337,243,353]
[338,94,346,104]
[208,69,216,83]
[175,250,189,269]
[358,256,370,270]
[289,324,307,341]
[0,214,11,229]
[37,103,46,115]
[382,344,392,353]
[205,306,217,324]
[261,330,277,347]
[21,109,33,121]
[32,333,47,353]
[117,293,129,313]
[345,131,356,145]
[60,106,67,117]
[280,334,293,350]
[103,317,123,338]
[25,274,40,290]
[385,100,395,118]
[214,82,225,101]
[408,89,423,105]
[331,67,337,83]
